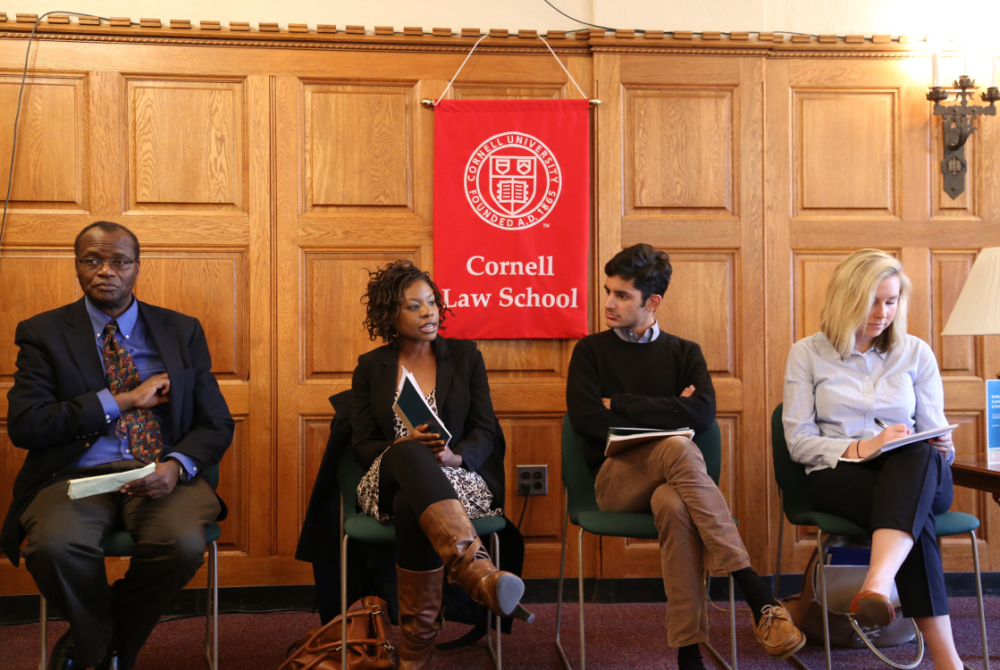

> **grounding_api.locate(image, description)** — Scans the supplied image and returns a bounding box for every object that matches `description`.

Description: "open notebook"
[838,424,957,463]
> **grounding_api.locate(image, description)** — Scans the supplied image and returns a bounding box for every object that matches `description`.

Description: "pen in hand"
[874,417,888,430]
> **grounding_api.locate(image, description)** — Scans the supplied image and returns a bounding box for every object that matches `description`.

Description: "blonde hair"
[819,249,911,358]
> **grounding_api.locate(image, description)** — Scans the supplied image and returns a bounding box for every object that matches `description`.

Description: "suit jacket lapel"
[374,346,398,439]
[140,302,185,435]
[65,298,106,388]
[434,337,454,410]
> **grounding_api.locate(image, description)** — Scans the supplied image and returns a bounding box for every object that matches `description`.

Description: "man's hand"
[601,397,612,410]
[680,385,695,398]
[121,460,180,499]
[115,373,170,412]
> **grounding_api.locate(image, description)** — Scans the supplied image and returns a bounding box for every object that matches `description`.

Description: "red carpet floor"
[1,598,997,669]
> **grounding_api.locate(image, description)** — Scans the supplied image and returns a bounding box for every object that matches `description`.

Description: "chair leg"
[39,594,47,670]
[578,528,586,670]
[816,533,832,670]
[204,539,218,670]
[341,533,349,670]
[486,531,502,670]
[554,494,572,670]
[702,575,736,670]
[969,530,990,670]
[775,492,785,600]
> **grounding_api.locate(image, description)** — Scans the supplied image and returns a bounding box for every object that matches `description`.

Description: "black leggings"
[807,441,953,617]
[378,440,459,571]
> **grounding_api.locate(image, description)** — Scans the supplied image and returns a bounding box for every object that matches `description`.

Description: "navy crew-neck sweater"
[566,329,716,474]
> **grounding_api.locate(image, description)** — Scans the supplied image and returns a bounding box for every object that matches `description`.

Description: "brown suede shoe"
[753,604,806,660]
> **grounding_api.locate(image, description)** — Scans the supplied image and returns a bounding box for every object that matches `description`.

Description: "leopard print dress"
[356,388,503,522]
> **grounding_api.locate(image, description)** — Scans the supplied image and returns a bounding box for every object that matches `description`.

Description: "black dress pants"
[807,441,953,617]
[377,440,459,571]
[20,461,220,669]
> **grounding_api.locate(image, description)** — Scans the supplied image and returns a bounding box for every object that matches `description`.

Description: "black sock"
[677,643,706,670]
[731,567,780,624]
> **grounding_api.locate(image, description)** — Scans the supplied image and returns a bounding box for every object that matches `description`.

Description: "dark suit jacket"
[2,297,235,565]
[350,336,504,506]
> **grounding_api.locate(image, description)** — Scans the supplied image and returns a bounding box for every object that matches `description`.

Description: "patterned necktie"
[102,321,163,463]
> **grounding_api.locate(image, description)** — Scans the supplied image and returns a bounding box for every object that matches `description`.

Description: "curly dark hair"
[362,260,450,344]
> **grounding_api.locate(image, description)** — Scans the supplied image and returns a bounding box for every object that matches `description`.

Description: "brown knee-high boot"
[418,499,534,622]
[396,566,445,669]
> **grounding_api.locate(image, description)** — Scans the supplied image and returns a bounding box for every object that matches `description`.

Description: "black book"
[393,367,453,446]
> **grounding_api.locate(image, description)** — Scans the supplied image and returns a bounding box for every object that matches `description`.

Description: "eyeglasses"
[76,257,136,272]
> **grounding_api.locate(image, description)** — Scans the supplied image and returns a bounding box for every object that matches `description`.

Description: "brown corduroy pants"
[595,436,750,647]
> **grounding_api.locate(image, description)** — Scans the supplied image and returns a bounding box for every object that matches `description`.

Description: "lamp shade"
[942,247,1000,336]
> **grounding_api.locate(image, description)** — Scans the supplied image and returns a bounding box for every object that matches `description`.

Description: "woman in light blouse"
[783,249,960,670]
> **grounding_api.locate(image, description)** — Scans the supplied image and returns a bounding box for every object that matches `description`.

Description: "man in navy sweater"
[566,244,803,669]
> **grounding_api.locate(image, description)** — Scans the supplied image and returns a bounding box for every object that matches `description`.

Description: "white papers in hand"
[839,424,958,463]
[67,462,156,499]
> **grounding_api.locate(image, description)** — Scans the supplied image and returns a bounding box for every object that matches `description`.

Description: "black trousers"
[378,440,459,571]
[807,441,953,618]
[21,461,220,668]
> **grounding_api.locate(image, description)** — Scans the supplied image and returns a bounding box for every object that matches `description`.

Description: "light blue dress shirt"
[783,331,952,474]
[76,296,197,478]
[614,319,660,344]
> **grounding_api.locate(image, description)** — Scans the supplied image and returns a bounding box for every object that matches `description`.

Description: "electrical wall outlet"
[516,465,548,496]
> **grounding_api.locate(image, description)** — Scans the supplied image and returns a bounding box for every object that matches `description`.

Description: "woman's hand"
[431,444,463,467]
[929,433,955,459]
[395,424,446,449]
[857,423,910,459]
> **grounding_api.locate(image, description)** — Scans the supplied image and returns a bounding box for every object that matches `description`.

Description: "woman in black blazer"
[351,261,532,669]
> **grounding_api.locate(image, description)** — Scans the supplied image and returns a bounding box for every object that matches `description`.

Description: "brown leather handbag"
[279,596,397,670]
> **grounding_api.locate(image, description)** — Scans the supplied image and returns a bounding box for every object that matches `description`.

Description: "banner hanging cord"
[536,34,588,100]
[433,33,489,105]
[428,33,594,107]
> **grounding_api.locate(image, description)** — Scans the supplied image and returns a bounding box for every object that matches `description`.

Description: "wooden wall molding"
[0,20,934,56]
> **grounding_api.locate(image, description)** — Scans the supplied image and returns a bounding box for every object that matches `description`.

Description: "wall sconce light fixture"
[928,53,1000,199]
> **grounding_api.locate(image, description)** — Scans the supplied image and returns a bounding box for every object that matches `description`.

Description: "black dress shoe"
[48,631,78,670]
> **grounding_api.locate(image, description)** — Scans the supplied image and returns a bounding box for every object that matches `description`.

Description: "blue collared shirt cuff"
[96,388,121,423]
[163,453,198,481]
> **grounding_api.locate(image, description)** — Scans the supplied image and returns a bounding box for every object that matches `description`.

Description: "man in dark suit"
[3,221,234,670]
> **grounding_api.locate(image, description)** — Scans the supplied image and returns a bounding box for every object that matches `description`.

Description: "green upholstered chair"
[771,403,989,670]
[337,449,507,669]
[38,463,222,670]
[554,415,737,670]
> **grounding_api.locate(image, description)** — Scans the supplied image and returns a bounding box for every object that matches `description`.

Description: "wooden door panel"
[660,253,736,375]
[137,252,247,380]
[794,90,898,216]
[0,74,86,209]
[932,252,980,378]
[626,88,736,216]
[127,78,246,211]
[304,251,418,380]
[0,253,79,381]
[304,83,415,211]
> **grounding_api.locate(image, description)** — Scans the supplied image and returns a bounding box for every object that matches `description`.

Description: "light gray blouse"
[783,331,952,474]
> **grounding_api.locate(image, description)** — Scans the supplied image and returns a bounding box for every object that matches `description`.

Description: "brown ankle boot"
[396,565,445,670]
[418,499,534,623]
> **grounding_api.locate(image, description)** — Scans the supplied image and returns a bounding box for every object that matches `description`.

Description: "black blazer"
[350,336,504,506]
[3,297,235,565]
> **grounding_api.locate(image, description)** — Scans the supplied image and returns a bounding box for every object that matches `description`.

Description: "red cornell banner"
[433,99,589,339]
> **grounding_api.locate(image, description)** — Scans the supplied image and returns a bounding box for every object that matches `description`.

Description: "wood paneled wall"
[0,26,997,595]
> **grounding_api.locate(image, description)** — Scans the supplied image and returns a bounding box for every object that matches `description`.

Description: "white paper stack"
[67,462,156,499]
